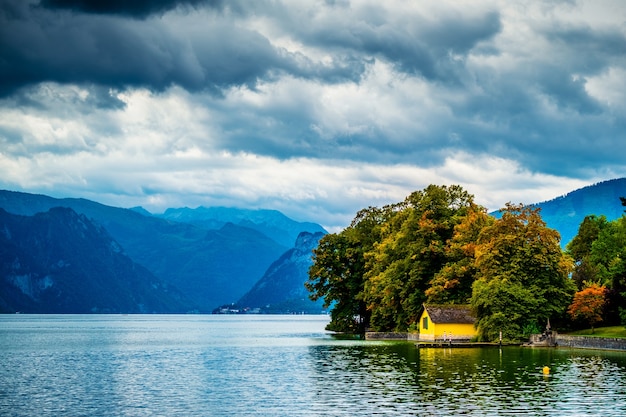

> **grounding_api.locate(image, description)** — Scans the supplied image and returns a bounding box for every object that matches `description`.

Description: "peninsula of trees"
[306,184,626,341]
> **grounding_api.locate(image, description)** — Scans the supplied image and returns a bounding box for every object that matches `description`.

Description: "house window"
[422,316,428,330]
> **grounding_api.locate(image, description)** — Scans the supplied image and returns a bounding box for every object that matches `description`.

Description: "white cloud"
[0,0,625,232]
[585,67,626,114]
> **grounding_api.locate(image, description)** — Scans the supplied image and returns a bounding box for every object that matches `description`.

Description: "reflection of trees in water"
[307,344,626,416]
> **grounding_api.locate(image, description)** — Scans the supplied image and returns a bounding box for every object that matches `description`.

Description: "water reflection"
[308,343,626,416]
[2,316,626,416]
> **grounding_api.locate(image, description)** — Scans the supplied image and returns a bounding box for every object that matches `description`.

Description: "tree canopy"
[307,185,580,341]
[470,204,575,340]
[306,205,393,332]
[361,185,478,331]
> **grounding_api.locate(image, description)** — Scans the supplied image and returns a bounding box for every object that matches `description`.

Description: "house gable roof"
[423,304,475,324]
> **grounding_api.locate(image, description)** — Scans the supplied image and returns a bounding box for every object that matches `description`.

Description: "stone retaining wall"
[556,335,626,351]
[365,332,408,340]
[366,332,626,350]
[364,332,421,341]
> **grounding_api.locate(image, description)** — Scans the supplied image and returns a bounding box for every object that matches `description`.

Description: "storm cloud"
[38,0,225,18]
[4,1,375,101]
[0,0,625,230]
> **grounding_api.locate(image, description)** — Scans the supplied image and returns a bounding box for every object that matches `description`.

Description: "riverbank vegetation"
[306,184,626,341]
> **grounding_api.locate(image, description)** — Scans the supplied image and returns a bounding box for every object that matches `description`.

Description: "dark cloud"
[293,8,502,83]
[0,12,197,97]
[539,68,601,114]
[0,1,502,101]
[451,73,623,178]
[38,0,224,18]
[543,24,626,64]
[0,0,364,100]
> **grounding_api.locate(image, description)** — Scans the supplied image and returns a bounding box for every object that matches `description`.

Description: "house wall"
[419,310,435,340]
[434,323,476,341]
[418,309,476,341]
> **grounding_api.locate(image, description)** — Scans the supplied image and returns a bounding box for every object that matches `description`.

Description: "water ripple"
[2,315,626,416]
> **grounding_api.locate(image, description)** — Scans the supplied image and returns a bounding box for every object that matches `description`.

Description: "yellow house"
[418,304,476,342]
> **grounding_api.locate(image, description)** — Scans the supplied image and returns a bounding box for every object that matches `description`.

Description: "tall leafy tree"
[567,215,609,289]
[426,206,494,304]
[567,210,626,325]
[470,204,575,341]
[362,185,476,331]
[589,216,626,324]
[306,205,392,333]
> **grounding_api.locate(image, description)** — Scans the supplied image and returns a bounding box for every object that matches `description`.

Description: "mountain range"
[0,207,190,313]
[157,206,325,248]
[0,178,624,313]
[0,190,326,313]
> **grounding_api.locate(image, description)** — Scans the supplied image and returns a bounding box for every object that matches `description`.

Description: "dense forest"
[306,185,626,341]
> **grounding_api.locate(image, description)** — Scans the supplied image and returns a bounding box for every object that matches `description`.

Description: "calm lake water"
[1,315,626,416]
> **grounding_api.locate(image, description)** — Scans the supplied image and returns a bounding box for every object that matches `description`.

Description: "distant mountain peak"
[157,205,327,248]
[129,206,152,216]
[295,231,325,249]
[237,231,326,313]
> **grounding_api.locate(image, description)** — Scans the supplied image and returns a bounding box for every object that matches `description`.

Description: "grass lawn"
[566,326,626,338]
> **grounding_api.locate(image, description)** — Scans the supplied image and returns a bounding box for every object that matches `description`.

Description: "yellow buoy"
[542,366,550,375]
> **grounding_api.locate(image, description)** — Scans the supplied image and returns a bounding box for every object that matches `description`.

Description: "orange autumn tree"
[568,283,607,333]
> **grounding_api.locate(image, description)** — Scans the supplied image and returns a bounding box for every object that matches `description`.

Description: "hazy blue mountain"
[0,190,287,311]
[237,231,326,314]
[158,206,327,248]
[129,206,152,216]
[0,207,193,314]
[528,178,626,247]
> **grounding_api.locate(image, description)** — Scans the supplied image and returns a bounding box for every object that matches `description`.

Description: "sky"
[1,0,625,232]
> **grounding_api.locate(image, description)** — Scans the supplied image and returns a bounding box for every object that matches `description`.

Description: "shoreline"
[365,331,626,351]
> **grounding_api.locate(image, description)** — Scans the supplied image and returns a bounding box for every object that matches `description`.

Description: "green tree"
[567,215,609,289]
[567,212,626,325]
[306,206,391,333]
[362,185,477,331]
[426,206,494,304]
[567,215,608,263]
[589,216,626,324]
[470,204,575,341]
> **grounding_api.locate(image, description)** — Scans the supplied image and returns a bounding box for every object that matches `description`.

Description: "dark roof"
[423,304,475,324]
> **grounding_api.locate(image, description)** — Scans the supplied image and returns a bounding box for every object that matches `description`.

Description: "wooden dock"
[416,342,518,348]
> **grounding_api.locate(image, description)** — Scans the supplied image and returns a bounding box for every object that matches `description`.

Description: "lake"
[1,315,626,416]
